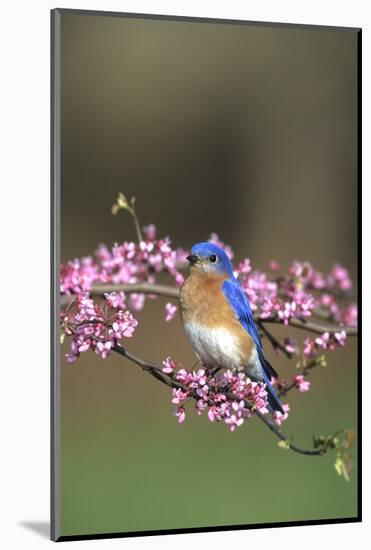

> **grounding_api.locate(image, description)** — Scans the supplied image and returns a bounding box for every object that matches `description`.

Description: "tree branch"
[258,321,293,358]
[62,282,357,336]
[92,282,180,299]
[262,316,357,337]
[111,344,333,457]
[255,411,326,456]
[112,344,181,389]
[278,358,323,398]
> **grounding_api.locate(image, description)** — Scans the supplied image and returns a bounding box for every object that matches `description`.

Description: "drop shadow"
[19,521,50,539]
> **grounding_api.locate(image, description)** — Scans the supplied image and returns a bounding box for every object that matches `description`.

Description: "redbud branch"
[91,282,180,299]
[255,411,326,456]
[257,321,293,359]
[259,316,357,336]
[66,282,357,337]
[311,307,333,321]
[278,358,322,397]
[112,344,182,390]
[111,344,334,457]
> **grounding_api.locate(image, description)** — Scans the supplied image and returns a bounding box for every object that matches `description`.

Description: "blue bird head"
[187,242,234,277]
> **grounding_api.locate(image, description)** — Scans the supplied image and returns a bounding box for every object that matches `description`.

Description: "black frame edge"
[56,516,361,542]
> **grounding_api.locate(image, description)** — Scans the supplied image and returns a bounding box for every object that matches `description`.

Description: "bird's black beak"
[186,254,199,265]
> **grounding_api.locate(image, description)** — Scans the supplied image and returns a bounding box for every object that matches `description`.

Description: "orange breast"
[179,272,254,364]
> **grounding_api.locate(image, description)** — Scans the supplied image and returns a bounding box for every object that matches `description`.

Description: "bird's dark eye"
[209,254,217,263]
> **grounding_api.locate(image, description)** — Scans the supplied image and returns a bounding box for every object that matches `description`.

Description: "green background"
[59,12,358,537]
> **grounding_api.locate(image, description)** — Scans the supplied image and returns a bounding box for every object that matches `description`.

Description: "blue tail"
[262,371,284,414]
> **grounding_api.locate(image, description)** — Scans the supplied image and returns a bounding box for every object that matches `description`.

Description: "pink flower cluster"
[303,330,347,358]
[292,374,311,393]
[234,258,356,329]
[61,291,138,363]
[272,404,290,426]
[60,225,187,315]
[60,224,356,330]
[161,358,289,431]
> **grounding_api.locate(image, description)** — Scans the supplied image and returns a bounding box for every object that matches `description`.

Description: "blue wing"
[222,278,283,413]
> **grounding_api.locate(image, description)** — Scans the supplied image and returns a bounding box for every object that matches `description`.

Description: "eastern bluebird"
[179,242,283,413]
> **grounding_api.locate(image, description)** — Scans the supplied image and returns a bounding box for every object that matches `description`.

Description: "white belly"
[183,321,241,370]
[184,320,263,378]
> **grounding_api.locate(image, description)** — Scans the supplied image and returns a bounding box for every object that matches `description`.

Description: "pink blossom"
[109,310,138,339]
[303,338,316,357]
[196,399,208,415]
[223,370,235,383]
[225,414,244,432]
[143,224,156,241]
[61,291,138,364]
[95,341,112,359]
[343,304,357,327]
[191,369,207,386]
[139,240,155,255]
[292,374,311,392]
[329,264,352,290]
[269,260,280,272]
[77,293,97,317]
[288,261,313,281]
[104,291,126,309]
[310,270,326,289]
[175,368,194,385]
[315,332,330,349]
[321,293,333,307]
[164,360,273,430]
[232,400,245,414]
[165,302,177,322]
[171,388,189,405]
[175,272,185,287]
[130,293,145,311]
[174,407,186,424]
[65,352,78,364]
[76,335,90,353]
[334,330,347,347]
[162,356,177,374]
[284,338,297,354]
[278,301,297,325]
[236,258,252,275]
[195,385,209,401]
[208,405,221,422]
[272,404,290,426]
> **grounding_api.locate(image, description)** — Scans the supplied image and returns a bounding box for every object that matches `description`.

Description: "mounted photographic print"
[51,8,361,541]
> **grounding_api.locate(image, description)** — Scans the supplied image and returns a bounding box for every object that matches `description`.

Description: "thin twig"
[260,316,357,336]
[255,411,325,456]
[278,358,321,397]
[112,344,183,390]
[258,321,293,358]
[131,209,143,243]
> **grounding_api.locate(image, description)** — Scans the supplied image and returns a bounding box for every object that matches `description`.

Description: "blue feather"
[222,278,284,413]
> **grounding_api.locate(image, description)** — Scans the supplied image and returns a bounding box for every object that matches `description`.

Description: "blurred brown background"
[60,12,358,537]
